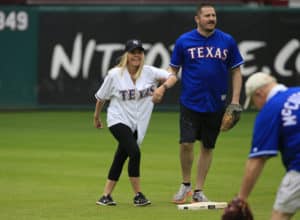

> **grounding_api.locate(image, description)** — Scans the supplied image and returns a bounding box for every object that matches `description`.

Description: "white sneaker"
[192,191,209,202]
[172,184,192,204]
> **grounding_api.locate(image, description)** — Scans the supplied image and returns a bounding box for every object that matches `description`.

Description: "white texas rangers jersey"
[95,65,172,145]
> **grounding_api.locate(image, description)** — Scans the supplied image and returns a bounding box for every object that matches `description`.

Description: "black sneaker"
[133,192,151,206]
[96,195,116,206]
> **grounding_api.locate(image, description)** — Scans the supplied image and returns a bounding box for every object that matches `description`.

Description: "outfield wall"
[0,5,299,109]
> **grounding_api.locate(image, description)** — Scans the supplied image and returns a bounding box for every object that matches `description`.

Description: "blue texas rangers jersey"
[170,28,244,112]
[249,86,300,172]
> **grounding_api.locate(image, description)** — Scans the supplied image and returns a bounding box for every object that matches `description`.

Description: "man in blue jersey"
[233,72,300,220]
[154,3,244,204]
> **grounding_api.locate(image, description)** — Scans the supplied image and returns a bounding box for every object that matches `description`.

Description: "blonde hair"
[116,52,145,80]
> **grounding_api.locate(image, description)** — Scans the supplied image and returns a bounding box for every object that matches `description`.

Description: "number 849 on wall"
[0,11,28,31]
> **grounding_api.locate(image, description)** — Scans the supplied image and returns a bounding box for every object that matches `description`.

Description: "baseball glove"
[222,198,254,220]
[220,103,243,131]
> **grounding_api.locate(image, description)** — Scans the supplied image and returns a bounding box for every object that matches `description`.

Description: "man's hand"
[152,84,167,103]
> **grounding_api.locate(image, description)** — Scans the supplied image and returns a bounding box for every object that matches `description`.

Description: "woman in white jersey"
[94,39,177,206]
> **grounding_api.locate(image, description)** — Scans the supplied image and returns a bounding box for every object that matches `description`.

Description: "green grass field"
[0,111,298,220]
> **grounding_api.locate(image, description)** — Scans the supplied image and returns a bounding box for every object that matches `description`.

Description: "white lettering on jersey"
[215,48,221,59]
[188,48,196,59]
[222,49,228,61]
[206,47,214,58]
[281,92,300,126]
[197,47,204,58]
[187,46,228,60]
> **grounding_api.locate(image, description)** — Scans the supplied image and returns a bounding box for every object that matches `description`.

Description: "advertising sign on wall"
[38,8,300,106]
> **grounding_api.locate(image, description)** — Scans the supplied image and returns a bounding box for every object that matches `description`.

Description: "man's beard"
[205,23,216,33]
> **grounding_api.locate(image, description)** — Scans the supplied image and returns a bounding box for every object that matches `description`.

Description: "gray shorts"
[273,170,300,214]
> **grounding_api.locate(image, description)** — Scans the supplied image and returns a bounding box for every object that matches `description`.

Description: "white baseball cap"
[244,72,276,109]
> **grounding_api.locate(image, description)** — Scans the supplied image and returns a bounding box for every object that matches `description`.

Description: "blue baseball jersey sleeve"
[249,87,300,172]
[170,29,244,112]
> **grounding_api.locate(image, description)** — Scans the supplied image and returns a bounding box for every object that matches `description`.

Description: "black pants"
[108,123,140,181]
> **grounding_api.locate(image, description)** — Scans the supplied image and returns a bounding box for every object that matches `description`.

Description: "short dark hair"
[196,2,215,14]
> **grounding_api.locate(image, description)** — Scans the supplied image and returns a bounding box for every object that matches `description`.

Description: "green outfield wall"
[0,7,38,108]
[0,5,299,109]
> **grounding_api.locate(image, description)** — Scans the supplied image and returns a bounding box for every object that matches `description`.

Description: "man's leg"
[190,143,212,202]
[195,144,213,191]
[173,104,197,204]
[172,142,194,204]
[180,142,194,183]
[271,210,293,220]
[272,171,300,220]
